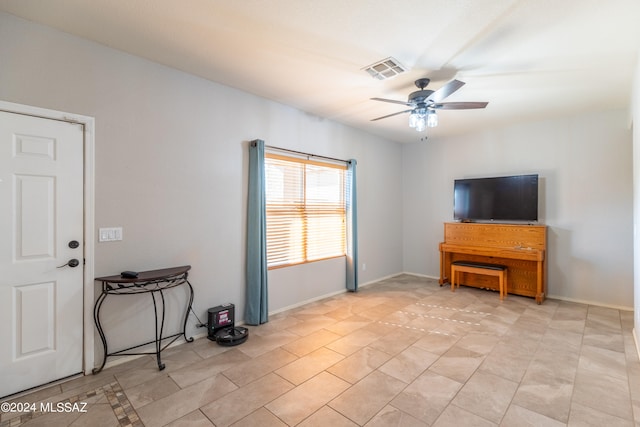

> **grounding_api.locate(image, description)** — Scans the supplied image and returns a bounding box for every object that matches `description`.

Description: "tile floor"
[1,274,639,426]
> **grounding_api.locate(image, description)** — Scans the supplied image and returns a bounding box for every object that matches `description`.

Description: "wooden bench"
[451,261,508,300]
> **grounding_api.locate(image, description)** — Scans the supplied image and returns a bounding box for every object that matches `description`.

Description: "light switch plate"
[99,227,123,242]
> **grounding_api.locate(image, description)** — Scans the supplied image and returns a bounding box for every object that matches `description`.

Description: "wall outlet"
[362,263,367,271]
[99,227,123,242]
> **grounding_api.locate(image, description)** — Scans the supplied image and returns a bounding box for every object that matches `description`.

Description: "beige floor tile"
[327,346,392,384]
[123,374,180,409]
[60,372,119,395]
[428,345,485,383]
[324,315,372,336]
[266,372,350,425]
[296,406,358,427]
[324,305,358,321]
[236,330,299,358]
[364,405,427,427]
[190,337,236,360]
[164,410,214,427]
[328,370,406,425]
[501,404,566,427]
[479,340,535,383]
[3,383,65,423]
[578,344,628,381]
[247,315,300,337]
[624,331,640,362]
[222,347,298,387]
[455,332,500,355]
[626,361,640,421]
[547,318,586,335]
[295,301,339,316]
[368,328,422,356]
[84,354,151,387]
[136,373,237,426]
[325,328,381,356]
[526,351,579,382]
[19,408,86,427]
[412,331,460,355]
[114,350,203,390]
[587,306,622,325]
[378,345,439,384]
[431,403,497,427]
[381,309,424,327]
[568,402,634,427]
[572,368,633,421]
[491,303,528,324]
[275,347,344,385]
[169,348,251,388]
[68,403,119,427]
[539,328,583,353]
[229,408,287,427]
[390,370,463,424]
[358,302,406,322]
[451,370,518,423]
[512,368,574,423]
[285,315,338,337]
[281,328,341,357]
[200,373,293,427]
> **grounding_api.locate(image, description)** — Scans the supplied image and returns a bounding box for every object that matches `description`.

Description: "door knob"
[57,258,80,268]
[68,240,80,249]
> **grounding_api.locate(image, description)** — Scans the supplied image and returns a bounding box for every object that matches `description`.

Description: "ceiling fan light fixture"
[363,57,406,80]
[427,109,438,128]
[409,109,427,132]
[408,107,436,132]
[409,111,419,128]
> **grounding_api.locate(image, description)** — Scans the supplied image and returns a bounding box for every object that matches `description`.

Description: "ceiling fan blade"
[433,102,488,110]
[371,109,413,121]
[427,79,465,103]
[371,97,412,106]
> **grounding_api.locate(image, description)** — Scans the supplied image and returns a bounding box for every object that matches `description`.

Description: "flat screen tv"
[453,174,539,222]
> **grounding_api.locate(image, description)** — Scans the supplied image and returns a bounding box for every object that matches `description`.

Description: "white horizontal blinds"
[305,162,346,260]
[265,153,346,268]
[266,155,305,266]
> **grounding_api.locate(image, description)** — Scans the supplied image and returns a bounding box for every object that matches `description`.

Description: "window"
[265,153,346,268]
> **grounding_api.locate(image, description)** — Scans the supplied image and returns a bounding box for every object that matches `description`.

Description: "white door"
[0,111,84,398]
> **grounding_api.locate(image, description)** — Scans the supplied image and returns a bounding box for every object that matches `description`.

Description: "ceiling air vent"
[363,57,407,80]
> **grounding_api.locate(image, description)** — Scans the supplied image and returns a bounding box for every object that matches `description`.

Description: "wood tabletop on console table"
[95,265,191,283]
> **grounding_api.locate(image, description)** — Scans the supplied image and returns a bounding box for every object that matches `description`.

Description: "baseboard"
[399,271,440,281]
[546,294,633,311]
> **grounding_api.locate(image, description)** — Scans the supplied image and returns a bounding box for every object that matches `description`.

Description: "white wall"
[402,110,634,309]
[0,12,404,361]
[632,51,640,348]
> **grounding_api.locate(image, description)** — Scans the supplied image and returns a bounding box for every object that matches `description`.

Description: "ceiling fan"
[370,78,488,132]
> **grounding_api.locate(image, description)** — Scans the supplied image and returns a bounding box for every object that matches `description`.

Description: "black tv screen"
[454,174,538,222]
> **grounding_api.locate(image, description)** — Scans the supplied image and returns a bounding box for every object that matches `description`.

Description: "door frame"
[0,100,95,376]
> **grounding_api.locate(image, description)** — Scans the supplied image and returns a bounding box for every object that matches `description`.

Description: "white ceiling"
[1,0,639,143]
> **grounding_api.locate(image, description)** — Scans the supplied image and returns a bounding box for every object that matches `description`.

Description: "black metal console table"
[93,265,194,374]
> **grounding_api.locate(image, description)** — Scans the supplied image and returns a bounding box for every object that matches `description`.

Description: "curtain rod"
[252,141,351,164]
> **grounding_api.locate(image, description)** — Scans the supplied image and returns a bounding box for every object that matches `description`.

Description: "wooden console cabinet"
[439,222,547,303]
